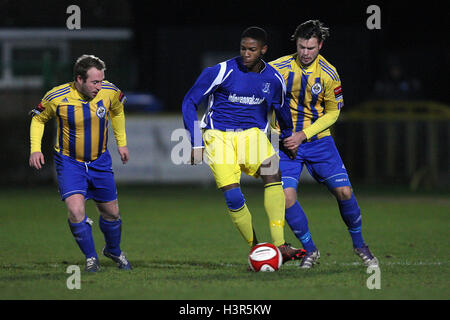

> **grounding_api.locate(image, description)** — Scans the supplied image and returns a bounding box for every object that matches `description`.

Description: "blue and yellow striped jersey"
[269,53,343,141]
[30,81,127,162]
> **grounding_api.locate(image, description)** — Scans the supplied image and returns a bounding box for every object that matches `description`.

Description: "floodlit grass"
[0,184,448,300]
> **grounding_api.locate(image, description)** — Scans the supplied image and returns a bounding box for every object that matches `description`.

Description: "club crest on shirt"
[311,82,322,95]
[262,82,270,94]
[96,105,106,118]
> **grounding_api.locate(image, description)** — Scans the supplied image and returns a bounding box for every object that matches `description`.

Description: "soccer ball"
[248,243,283,272]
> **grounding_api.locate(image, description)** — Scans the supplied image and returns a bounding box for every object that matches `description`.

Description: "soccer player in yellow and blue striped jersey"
[270,46,342,142]
[31,79,126,163]
[29,55,131,271]
[270,21,378,268]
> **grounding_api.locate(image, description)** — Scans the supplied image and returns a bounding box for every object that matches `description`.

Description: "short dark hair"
[241,26,268,46]
[291,20,330,42]
[73,54,106,81]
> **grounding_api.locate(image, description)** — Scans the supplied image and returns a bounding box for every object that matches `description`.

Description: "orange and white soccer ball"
[248,243,283,272]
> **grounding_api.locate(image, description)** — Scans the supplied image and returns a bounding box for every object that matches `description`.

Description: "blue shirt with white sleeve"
[182,56,293,147]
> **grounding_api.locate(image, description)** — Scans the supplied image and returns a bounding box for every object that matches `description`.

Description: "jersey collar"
[295,54,319,74]
[71,81,92,102]
[236,56,267,73]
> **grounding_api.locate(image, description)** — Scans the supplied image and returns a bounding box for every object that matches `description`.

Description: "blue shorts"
[279,136,351,190]
[54,150,117,202]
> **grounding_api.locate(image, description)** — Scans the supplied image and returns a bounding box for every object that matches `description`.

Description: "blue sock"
[68,216,98,259]
[285,201,317,252]
[338,194,365,248]
[99,216,122,256]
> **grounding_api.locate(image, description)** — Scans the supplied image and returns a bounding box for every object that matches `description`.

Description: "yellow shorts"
[203,128,277,188]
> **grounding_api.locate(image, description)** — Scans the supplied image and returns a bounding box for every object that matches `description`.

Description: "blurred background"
[0,0,448,191]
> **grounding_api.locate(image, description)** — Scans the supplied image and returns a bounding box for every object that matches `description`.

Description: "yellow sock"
[228,204,254,247]
[264,182,285,247]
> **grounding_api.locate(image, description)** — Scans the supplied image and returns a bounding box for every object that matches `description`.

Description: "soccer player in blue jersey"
[270,20,378,268]
[182,27,305,264]
[29,55,132,272]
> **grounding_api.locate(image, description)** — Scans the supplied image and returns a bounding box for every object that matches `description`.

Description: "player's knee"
[96,200,120,221]
[223,187,246,211]
[259,155,280,177]
[100,211,120,221]
[284,189,298,208]
[333,186,353,201]
[67,209,86,223]
[65,194,86,222]
[260,167,281,185]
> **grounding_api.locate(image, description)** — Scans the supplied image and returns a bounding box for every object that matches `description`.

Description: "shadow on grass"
[126,259,352,281]
[0,258,353,283]
[0,261,88,282]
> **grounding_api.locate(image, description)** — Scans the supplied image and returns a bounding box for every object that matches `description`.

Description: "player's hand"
[191,147,204,165]
[283,131,306,149]
[286,146,298,160]
[29,152,45,170]
[118,146,129,164]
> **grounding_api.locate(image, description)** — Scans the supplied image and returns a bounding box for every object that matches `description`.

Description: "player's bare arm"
[283,131,307,149]
[29,151,45,170]
[190,147,204,165]
[118,146,129,164]
[280,137,298,160]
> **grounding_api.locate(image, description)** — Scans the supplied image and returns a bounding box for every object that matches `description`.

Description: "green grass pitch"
[0,183,448,300]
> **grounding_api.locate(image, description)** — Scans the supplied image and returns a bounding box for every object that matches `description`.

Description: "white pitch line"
[223,261,447,268]
[24,260,448,269]
[146,261,448,268]
[282,261,448,267]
